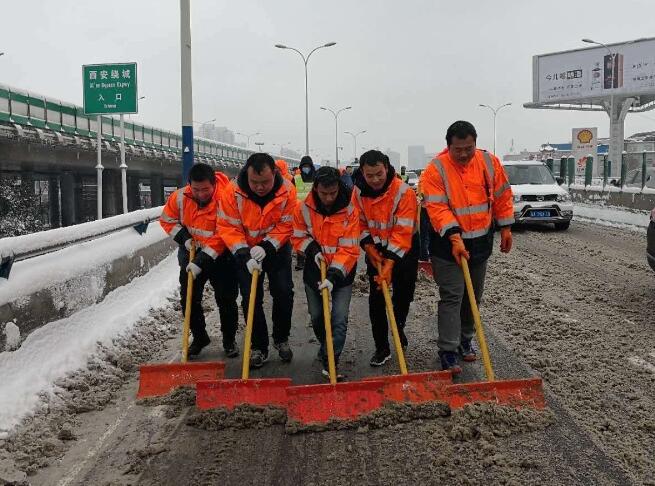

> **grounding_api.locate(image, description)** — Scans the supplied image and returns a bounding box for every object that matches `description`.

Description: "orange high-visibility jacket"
[217,176,297,256]
[420,149,514,240]
[352,176,418,260]
[159,172,230,260]
[275,159,294,183]
[291,191,360,282]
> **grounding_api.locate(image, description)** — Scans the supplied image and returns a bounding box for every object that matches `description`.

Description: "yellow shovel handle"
[321,261,337,385]
[377,263,408,375]
[241,268,259,380]
[460,258,495,381]
[181,243,196,363]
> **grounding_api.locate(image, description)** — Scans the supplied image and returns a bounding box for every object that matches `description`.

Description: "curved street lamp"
[236,131,261,149]
[321,106,351,167]
[275,42,337,156]
[344,130,366,161]
[478,103,511,155]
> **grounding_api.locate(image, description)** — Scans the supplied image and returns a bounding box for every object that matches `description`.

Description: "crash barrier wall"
[0,207,174,350]
[568,185,655,212]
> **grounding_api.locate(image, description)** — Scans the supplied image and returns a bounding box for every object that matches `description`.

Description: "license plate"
[529,210,551,218]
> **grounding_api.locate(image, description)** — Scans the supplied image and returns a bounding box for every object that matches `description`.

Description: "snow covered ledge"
[0,209,175,351]
[568,184,655,212]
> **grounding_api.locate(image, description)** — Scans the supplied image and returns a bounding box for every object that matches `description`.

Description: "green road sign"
[83,62,138,115]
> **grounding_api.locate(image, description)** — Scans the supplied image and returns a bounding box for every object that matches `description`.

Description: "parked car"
[502,160,574,230]
[648,207,655,272]
[406,171,419,189]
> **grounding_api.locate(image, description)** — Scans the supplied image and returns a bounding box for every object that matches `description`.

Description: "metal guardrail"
[0,208,162,280]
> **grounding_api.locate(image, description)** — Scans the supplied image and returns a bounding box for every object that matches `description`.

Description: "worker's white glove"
[246,258,262,275]
[186,262,202,279]
[184,239,193,252]
[250,245,266,262]
[318,278,333,293]
[314,252,325,267]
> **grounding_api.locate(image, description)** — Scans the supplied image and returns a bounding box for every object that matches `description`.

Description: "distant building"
[386,149,401,169]
[408,145,425,168]
[198,123,235,144]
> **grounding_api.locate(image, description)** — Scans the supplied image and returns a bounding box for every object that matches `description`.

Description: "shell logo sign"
[577,129,594,144]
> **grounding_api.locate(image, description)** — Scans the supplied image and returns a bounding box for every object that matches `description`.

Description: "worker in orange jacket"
[352,150,419,367]
[217,153,297,369]
[420,120,513,374]
[292,166,360,379]
[159,163,239,357]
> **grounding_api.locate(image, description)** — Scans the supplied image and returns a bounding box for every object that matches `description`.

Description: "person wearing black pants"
[177,247,239,356]
[234,243,294,359]
[366,233,419,358]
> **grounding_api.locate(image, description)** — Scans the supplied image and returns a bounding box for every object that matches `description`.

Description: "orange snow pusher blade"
[362,370,453,403]
[137,244,226,399]
[138,362,225,399]
[444,378,545,409]
[194,270,292,410]
[286,380,388,424]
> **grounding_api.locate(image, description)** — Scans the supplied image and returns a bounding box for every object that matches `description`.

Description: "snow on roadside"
[0,253,178,437]
[574,203,651,232]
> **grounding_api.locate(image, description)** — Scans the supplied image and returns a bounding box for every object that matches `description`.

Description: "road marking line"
[628,356,655,375]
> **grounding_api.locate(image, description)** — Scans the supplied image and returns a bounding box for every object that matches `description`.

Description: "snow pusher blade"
[137,244,225,399]
[286,261,389,425]
[193,269,292,410]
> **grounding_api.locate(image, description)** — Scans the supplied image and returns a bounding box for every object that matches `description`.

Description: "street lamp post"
[254,141,265,152]
[478,102,511,155]
[321,106,351,167]
[275,42,337,156]
[128,96,146,120]
[236,131,261,149]
[344,130,366,161]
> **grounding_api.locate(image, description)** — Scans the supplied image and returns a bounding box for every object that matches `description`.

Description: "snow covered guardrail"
[0,207,164,280]
[568,184,655,212]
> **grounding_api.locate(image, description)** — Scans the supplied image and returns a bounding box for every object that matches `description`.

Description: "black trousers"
[366,238,419,352]
[178,247,239,345]
[236,243,294,353]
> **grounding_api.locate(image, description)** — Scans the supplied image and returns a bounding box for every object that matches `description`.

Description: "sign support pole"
[119,113,128,213]
[180,0,194,184]
[96,115,103,220]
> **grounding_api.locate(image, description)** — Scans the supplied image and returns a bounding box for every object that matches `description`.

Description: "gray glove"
[246,258,262,275]
[186,262,202,279]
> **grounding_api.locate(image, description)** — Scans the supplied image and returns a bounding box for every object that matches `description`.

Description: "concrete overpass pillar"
[150,174,165,207]
[48,175,61,228]
[128,174,141,211]
[102,169,121,218]
[60,172,77,227]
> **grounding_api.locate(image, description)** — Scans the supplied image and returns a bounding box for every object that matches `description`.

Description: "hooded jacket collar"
[307,180,351,216]
[236,165,284,207]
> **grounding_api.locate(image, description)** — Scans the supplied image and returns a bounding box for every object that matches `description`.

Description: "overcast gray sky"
[2,0,655,165]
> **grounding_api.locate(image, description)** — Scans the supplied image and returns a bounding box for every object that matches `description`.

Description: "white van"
[502,160,574,230]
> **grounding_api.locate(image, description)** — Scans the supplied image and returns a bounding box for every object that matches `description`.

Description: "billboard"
[571,128,598,176]
[533,38,655,103]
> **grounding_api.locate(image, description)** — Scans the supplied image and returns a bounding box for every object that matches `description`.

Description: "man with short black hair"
[353,150,419,367]
[292,166,360,378]
[420,120,513,374]
[218,153,297,368]
[160,163,239,357]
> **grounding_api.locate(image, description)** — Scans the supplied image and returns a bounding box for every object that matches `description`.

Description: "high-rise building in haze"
[408,145,426,168]
[198,123,235,144]
[386,149,401,169]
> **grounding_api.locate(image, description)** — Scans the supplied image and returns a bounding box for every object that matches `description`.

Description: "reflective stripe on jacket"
[352,176,417,260]
[217,178,297,254]
[291,192,360,281]
[159,172,230,260]
[420,149,514,240]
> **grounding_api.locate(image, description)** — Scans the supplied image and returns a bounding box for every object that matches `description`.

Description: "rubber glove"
[374,258,394,288]
[500,227,513,253]
[186,262,202,279]
[317,278,333,293]
[314,252,325,267]
[246,258,262,275]
[449,234,470,266]
[363,243,383,268]
[250,245,266,262]
[184,239,193,252]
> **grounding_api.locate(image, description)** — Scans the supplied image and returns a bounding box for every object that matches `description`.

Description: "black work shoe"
[458,339,477,362]
[223,341,239,358]
[439,350,462,375]
[273,341,293,362]
[249,349,269,369]
[188,335,211,357]
[370,348,392,367]
[399,327,408,350]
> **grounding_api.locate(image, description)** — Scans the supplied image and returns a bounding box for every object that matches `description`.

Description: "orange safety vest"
[420,149,514,239]
[159,172,230,259]
[275,159,294,183]
[352,176,417,259]
[291,192,360,280]
[218,177,297,254]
